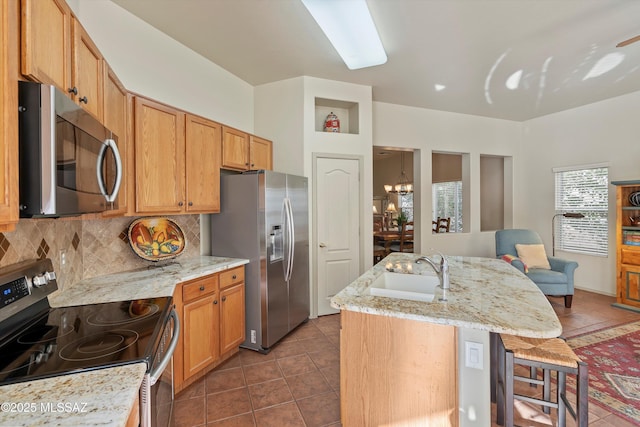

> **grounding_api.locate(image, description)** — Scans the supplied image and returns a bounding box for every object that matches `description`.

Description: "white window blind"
[432,181,462,232]
[554,166,608,256]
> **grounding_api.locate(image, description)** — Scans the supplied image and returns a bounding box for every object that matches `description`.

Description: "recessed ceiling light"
[301,0,387,70]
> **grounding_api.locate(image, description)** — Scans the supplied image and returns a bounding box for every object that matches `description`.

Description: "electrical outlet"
[251,330,257,344]
[59,250,67,266]
[465,341,483,369]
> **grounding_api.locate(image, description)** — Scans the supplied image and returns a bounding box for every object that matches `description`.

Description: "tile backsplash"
[0,215,200,289]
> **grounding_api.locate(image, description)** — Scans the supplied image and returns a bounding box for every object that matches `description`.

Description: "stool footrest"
[514,374,544,386]
[514,393,559,410]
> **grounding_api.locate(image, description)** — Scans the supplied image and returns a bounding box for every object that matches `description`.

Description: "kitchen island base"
[340,310,459,427]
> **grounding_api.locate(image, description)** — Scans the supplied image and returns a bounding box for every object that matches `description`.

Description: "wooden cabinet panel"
[620,265,640,306]
[183,275,219,303]
[220,283,245,354]
[71,18,103,120]
[340,310,458,426]
[21,0,71,91]
[185,115,221,213]
[219,266,244,289]
[250,135,272,171]
[134,96,185,213]
[183,293,219,378]
[622,248,640,265]
[101,63,128,216]
[0,0,19,230]
[221,126,249,171]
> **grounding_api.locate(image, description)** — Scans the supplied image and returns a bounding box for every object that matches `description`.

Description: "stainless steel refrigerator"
[210,171,309,353]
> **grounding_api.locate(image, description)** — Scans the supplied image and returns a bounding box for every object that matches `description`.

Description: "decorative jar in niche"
[323,112,340,132]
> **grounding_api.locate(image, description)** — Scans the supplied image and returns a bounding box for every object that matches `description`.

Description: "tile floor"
[173,289,639,427]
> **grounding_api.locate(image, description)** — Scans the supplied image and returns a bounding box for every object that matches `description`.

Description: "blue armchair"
[495,229,579,308]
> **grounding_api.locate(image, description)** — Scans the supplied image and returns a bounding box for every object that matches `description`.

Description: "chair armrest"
[497,256,527,274]
[548,256,579,289]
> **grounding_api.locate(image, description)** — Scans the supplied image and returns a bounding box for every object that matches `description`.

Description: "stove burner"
[86,301,159,326]
[59,330,139,362]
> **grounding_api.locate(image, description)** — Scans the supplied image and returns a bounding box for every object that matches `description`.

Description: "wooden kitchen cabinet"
[185,114,221,213]
[133,96,186,214]
[101,63,128,216]
[250,135,273,171]
[21,0,104,119]
[132,97,222,215]
[0,0,20,231]
[173,266,246,394]
[221,126,273,171]
[612,180,640,311]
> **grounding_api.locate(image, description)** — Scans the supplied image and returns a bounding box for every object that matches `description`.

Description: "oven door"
[141,309,179,427]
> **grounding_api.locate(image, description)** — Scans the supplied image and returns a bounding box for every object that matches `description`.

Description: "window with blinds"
[432,181,462,232]
[554,165,608,256]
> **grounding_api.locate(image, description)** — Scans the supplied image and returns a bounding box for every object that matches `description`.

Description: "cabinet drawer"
[622,248,640,265]
[183,276,219,303]
[220,267,244,289]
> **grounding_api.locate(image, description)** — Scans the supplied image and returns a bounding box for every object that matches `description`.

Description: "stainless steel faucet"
[415,254,450,290]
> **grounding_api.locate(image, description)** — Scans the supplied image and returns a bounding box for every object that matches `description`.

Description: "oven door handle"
[149,309,180,385]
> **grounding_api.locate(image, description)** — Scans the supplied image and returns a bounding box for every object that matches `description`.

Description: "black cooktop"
[0,297,172,386]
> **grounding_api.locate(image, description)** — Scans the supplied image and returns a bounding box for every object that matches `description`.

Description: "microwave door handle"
[149,309,180,385]
[96,138,123,203]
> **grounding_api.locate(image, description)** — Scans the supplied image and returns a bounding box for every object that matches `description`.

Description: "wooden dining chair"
[389,221,414,253]
[437,217,451,233]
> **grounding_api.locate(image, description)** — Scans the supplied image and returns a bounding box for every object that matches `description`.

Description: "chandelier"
[384,152,413,195]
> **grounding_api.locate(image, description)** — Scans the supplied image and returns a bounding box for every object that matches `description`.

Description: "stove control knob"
[44,271,56,282]
[32,274,48,287]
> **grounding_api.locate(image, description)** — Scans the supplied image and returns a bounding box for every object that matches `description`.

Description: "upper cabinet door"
[0,0,20,231]
[250,135,273,171]
[221,126,249,171]
[185,115,221,213]
[71,18,103,120]
[134,96,186,213]
[21,0,72,91]
[101,63,128,217]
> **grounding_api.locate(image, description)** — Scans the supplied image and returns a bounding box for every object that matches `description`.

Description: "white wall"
[521,91,640,296]
[70,0,254,131]
[373,102,522,258]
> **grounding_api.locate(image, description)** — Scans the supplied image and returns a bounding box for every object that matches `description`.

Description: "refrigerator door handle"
[284,197,295,282]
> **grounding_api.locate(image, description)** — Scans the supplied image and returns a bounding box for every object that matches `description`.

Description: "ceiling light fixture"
[300,0,387,70]
[385,152,413,195]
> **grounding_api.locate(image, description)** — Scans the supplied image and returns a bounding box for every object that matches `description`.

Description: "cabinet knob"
[79,96,88,104]
[213,300,218,305]
[178,201,184,207]
[222,296,227,302]
[68,87,78,95]
[188,201,193,206]
[232,274,237,280]
[199,285,205,291]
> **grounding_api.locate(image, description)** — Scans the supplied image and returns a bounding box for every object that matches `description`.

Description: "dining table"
[373,229,402,253]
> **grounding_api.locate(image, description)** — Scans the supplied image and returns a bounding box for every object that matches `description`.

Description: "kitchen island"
[331,252,562,427]
[0,256,248,427]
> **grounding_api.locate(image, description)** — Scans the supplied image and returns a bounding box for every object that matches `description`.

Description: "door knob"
[319,243,327,248]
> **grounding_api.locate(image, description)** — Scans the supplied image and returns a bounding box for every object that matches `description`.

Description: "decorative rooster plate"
[128,217,185,261]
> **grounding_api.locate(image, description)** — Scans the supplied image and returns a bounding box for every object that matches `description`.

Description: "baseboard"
[611,303,640,313]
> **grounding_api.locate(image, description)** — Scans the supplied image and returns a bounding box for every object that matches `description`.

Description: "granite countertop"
[1,256,248,427]
[0,363,146,426]
[331,252,562,338]
[49,255,249,307]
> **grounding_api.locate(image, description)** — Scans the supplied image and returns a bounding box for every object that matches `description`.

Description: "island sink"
[369,271,439,302]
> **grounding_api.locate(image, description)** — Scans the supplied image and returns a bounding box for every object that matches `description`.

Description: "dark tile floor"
[173,289,639,427]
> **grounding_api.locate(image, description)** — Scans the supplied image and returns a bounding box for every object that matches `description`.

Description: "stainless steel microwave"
[18,81,122,217]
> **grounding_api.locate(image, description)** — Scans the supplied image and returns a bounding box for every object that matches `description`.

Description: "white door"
[316,157,360,315]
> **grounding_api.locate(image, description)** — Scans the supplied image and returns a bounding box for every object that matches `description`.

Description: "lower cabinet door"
[620,264,640,308]
[220,283,245,354]
[183,293,219,379]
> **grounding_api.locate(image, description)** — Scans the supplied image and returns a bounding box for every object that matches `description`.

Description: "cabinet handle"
[79,96,88,104]
[199,285,205,291]
[213,300,218,305]
[68,87,78,95]
[232,274,237,280]
[178,201,184,207]
[188,201,193,206]
[222,296,227,302]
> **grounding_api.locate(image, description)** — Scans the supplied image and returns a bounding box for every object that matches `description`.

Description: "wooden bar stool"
[495,333,588,427]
